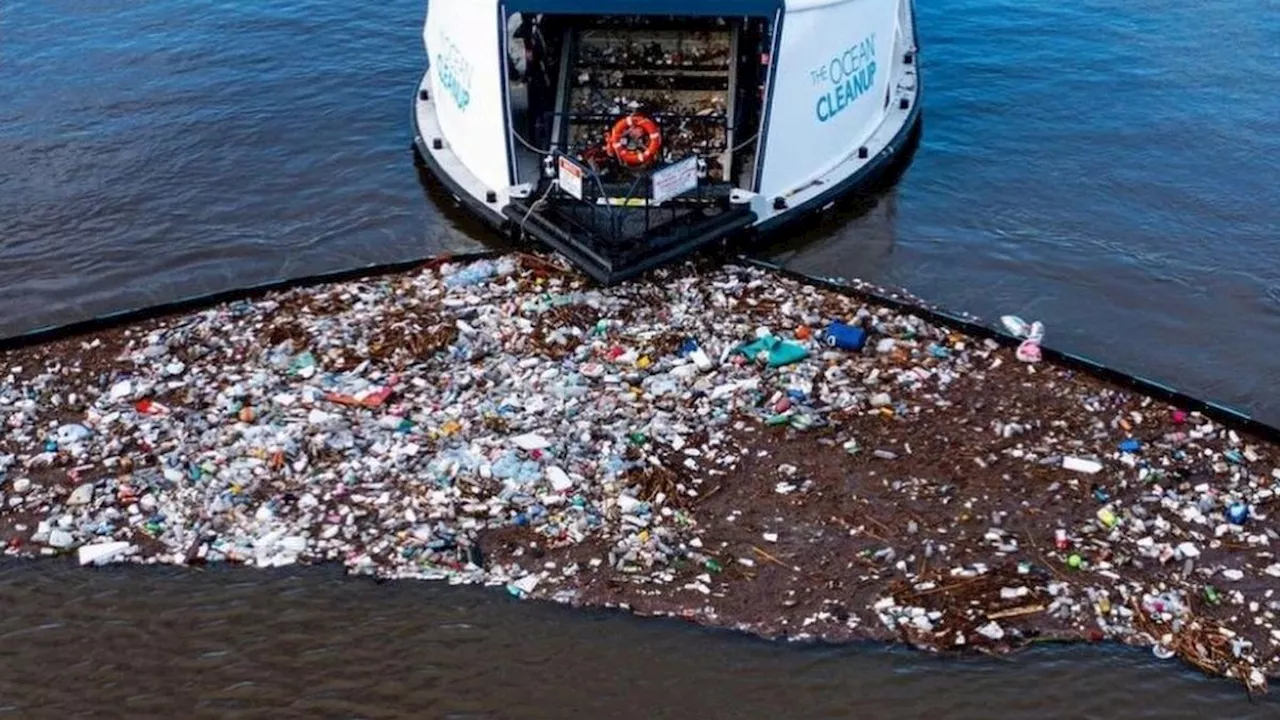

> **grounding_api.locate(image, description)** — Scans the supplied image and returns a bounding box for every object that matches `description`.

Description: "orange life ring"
[606,114,662,168]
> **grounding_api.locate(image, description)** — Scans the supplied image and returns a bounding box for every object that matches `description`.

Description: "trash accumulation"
[2,253,1278,693]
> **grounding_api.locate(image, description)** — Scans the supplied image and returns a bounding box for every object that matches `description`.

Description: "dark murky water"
[2,561,1277,719]
[3,0,1279,716]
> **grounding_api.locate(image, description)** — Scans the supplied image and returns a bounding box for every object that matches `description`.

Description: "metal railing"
[538,152,733,253]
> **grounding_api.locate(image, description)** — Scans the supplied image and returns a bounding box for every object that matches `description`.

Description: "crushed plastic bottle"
[442,257,517,288]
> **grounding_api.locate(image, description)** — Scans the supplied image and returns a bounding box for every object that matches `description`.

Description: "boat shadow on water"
[411,156,523,256]
[736,117,924,273]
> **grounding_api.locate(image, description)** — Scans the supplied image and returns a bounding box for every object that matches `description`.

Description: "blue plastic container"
[821,321,867,351]
[1228,502,1249,525]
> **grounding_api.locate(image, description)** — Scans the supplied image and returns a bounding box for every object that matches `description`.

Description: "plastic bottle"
[491,453,520,480]
[515,460,542,485]
[1001,316,1045,342]
[444,260,497,288]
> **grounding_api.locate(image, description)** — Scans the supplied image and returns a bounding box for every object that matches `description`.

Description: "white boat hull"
[412,0,922,283]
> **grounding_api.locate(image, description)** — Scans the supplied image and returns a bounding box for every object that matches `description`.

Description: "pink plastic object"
[1015,339,1042,363]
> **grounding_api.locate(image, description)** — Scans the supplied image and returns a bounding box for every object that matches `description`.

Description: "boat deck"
[505,188,757,284]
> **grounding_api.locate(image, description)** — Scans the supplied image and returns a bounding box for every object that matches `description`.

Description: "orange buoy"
[606,114,662,168]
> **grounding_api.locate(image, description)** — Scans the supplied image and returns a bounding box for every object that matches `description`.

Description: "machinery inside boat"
[502,13,773,275]
[507,14,771,188]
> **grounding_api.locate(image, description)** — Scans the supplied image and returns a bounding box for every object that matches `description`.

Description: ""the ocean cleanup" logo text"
[435,35,473,111]
[809,33,877,124]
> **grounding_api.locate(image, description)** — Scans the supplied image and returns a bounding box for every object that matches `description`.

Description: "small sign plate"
[557,155,584,201]
[650,156,699,204]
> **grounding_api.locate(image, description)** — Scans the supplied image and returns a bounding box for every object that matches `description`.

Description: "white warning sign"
[557,155,584,200]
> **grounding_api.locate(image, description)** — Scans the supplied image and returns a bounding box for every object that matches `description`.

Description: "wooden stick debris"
[986,604,1046,620]
[906,576,983,598]
[752,545,800,572]
[694,485,722,505]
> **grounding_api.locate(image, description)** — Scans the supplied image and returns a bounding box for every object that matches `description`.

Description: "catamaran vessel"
[412,0,922,283]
